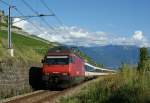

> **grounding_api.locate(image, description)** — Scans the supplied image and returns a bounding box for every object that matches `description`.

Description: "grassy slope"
[60,66,150,103]
[0,30,52,62]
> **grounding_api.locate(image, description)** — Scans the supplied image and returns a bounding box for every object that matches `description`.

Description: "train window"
[45,56,69,65]
[85,65,94,72]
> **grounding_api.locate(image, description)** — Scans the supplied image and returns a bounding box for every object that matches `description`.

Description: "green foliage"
[137,47,150,72]
[60,67,150,103]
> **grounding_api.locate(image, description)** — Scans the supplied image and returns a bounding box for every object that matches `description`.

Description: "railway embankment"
[1,77,100,103]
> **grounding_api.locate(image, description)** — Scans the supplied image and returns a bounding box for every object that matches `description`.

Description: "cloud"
[13,18,149,47]
[131,31,149,47]
[13,18,28,28]
[132,31,144,40]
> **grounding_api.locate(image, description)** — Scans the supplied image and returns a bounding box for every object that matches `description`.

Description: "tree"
[137,47,150,72]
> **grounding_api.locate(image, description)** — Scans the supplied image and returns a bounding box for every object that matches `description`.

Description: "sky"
[1,0,150,47]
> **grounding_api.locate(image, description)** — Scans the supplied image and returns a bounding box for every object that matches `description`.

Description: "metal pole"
[8,6,11,49]
[0,15,1,44]
[8,6,14,57]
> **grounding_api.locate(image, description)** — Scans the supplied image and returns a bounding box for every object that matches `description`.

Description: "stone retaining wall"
[0,60,40,100]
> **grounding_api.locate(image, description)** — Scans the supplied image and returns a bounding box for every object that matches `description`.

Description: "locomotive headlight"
[62,73,69,76]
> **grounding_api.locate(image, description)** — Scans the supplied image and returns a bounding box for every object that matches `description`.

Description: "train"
[42,46,85,88]
[29,46,116,89]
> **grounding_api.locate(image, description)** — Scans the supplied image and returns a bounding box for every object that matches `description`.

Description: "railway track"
[1,90,60,103]
[1,87,78,103]
[0,78,96,103]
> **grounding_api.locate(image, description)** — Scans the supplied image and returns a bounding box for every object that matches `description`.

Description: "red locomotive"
[41,46,85,88]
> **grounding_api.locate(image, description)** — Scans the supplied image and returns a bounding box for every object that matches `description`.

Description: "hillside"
[0,30,52,59]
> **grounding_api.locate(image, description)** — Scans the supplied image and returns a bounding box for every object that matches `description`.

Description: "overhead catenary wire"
[0,0,10,6]
[39,0,64,26]
[13,7,65,46]
[14,7,47,34]
[22,0,55,31]
[39,0,70,37]
[12,14,55,24]
[0,0,51,35]
[12,14,54,18]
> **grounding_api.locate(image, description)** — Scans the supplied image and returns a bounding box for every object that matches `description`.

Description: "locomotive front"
[42,47,85,88]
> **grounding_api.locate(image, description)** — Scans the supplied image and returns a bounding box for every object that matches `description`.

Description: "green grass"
[1,30,49,49]
[0,30,52,62]
[60,66,150,103]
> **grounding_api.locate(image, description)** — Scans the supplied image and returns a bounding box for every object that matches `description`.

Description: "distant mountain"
[79,45,142,69]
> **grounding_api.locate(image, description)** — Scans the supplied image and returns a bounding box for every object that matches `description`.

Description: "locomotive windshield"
[45,56,69,65]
